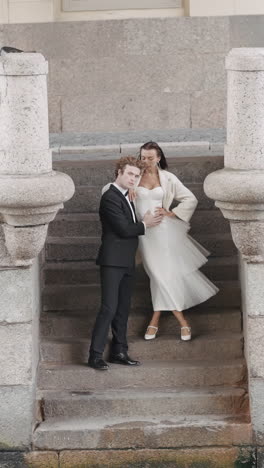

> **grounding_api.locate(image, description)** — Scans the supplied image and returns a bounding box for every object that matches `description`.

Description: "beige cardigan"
[102,169,198,224]
[157,169,197,223]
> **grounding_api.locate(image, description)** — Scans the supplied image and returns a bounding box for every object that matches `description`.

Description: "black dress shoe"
[88,356,109,370]
[109,352,140,366]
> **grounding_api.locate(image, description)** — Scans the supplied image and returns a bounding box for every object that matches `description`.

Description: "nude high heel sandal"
[144,326,158,340]
[181,326,191,341]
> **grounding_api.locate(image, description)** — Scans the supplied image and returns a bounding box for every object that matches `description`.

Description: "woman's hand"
[154,207,176,218]
[128,189,137,201]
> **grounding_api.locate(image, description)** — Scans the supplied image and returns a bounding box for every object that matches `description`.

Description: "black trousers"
[89,265,135,358]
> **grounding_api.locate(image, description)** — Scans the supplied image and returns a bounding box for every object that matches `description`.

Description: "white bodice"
[136,186,163,220]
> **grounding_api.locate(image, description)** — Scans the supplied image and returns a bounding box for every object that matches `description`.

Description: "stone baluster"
[204,48,264,445]
[0,50,74,448]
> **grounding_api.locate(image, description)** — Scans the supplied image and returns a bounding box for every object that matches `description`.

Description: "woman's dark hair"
[139,141,168,170]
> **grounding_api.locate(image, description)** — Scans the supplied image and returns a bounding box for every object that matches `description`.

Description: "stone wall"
[0,16,264,135]
[0,260,41,448]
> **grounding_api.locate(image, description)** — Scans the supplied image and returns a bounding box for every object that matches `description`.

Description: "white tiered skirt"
[138,217,219,311]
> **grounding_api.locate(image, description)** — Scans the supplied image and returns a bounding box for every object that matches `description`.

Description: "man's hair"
[114,156,145,178]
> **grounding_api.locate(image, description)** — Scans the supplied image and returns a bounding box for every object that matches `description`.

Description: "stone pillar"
[0,51,74,448]
[204,48,264,445]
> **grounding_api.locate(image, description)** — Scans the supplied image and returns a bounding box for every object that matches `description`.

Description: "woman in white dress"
[136,141,219,341]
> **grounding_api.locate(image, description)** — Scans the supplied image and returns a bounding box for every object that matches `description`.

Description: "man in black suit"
[88,156,162,370]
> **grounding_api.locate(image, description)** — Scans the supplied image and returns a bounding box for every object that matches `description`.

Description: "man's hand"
[143,210,163,227]
[155,207,176,218]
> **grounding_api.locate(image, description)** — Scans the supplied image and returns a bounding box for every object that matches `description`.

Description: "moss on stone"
[234,447,257,468]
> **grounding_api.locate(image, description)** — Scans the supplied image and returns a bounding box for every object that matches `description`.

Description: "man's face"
[117,165,141,189]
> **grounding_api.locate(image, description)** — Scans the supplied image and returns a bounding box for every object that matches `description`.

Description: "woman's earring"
[157,161,161,168]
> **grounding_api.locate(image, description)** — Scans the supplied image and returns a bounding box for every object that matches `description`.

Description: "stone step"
[53,156,224,186]
[63,183,216,213]
[48,210,230,238]
[40,333,243,364]
[43,256,238,286]
[33,414,251,450]
[45,233,237,262]
[38,359,246,391]
[42,281,240,312]
[40,308,242,339]
[38,387,248,420]
[29,447,254,467]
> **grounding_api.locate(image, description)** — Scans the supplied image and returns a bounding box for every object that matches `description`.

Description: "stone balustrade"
[204,48,264,445]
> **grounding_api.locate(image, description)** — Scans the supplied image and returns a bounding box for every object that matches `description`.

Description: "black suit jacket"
[96,184,145,267]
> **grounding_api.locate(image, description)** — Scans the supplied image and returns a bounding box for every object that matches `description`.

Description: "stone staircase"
[33,151,252,463]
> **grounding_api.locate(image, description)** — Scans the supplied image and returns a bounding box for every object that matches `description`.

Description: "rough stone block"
[0,268,33,323]
[230,15,264,49]
[24,451,59,468]
[248,317,264,378]
[191,88,227,128]
[0,452,26,467]
[0,387,34,449]
[257,447,264,465]
[31,21,125,60]
[0,324,32,385]
[250,378,264,445]
[244,263,264,317]
[48,94,61,134]
[59,447,254,468]
[61,92,191,133]
[57,145,120,161]
[122,17,230,55]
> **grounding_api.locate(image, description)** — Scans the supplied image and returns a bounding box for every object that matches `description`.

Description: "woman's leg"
[172,310,191,338]
[145,310,161,338]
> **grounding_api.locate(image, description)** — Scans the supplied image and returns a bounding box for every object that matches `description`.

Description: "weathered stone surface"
[24,451,59,468]
[48,94,62,134]
[59,447,255,468]
[40,332,243,364]
[257,446,264,464]
[0,450,59,468]
[50,129,226,147]
[122,17,230,55]
[230,15,264,50]
[191,87,227,128]
[0,387,34,448]
[41,387,246,420]
[53,157,224,186]
[43,256,238,286]
[40,308,241,339]
[0,268,33,322]
[249,379,264,445]
[38,360,246,391]
[0,452,27,468]
[248,317,264,378]
[61,92,191,133]
[0,323,33,385]
[42,280,240,312]
[34,415,251,450]
[244,263,264,317]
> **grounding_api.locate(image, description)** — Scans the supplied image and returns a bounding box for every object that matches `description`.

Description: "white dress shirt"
[113,183,136,223]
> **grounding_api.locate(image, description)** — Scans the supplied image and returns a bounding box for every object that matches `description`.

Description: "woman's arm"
[102,182,112,195]
[170,174,198,223]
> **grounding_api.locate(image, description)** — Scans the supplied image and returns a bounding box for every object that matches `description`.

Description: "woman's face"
[140,149,160,169]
